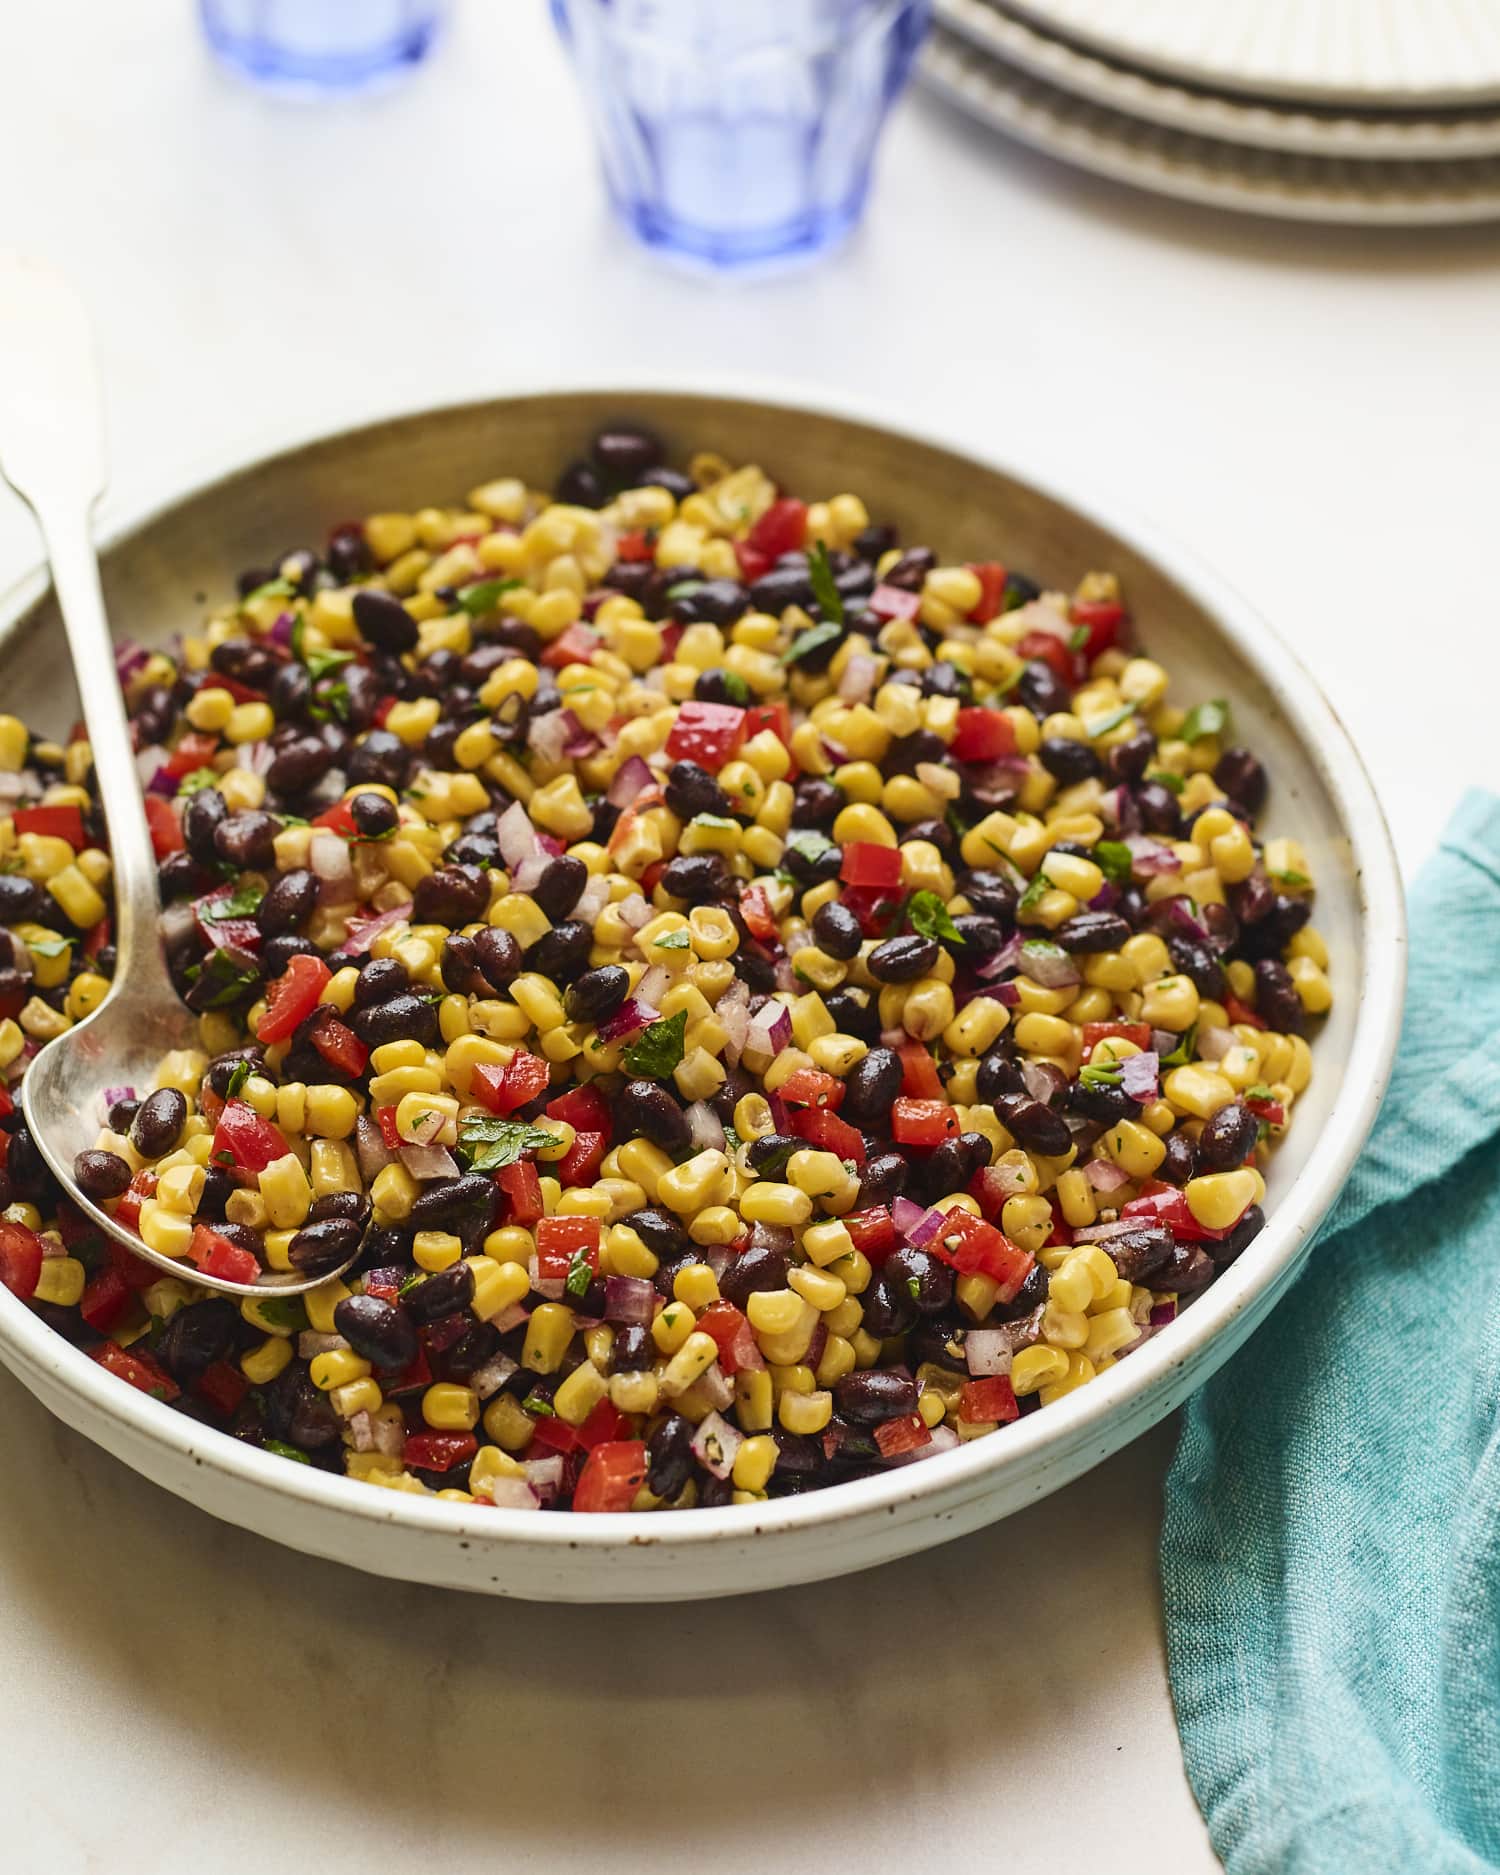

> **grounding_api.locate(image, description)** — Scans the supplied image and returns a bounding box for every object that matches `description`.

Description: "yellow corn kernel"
[414,1230,464,1272]
[739,1180,813,1228]
[1140,973,1201,1032]
[651,1300,697,1355]
[137,1200,193,1259]
[32,1256,86,1308]
[422,1382,480,1431]
[1099,1118,1167,1179]
[1163,1063,1238,1120]
[521,1302,576,1375]
[1184,1168,1260,1233]
[310,1348,371,1391]
[732,1434,779,1493]
[155,1162,206,1216]
[554,1359,610,1426]
[304,1084,359,1139]
[661,1330,720,1398]
[778,1388,833,1435]
[1011,1344,1070,1396]
[656,1148,734,1216]
[370,1160,420,1223]
[241,1336,295,1385]
[1286,955,1333,1015]
[1039,1349,1097,1407]
[46,864,107,929]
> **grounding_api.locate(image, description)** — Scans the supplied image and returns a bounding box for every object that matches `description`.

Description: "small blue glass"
[200,0,448,95]
[550,0,930,270]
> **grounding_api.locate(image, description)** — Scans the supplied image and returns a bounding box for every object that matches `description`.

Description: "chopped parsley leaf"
[1017,871,1054,917]
[1093,839,1134,887]
[1180,699,1231,744]
[457,577,522,617]
[806,539,845,626]
[780,619,843,667]
[456,1115,559,1172]
[622,1008,689,1080]
[907,889,964,945]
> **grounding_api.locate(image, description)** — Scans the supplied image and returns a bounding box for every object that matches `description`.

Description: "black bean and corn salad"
[0,425,1331,1511]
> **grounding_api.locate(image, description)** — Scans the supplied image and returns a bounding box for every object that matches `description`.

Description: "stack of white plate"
[920,0,1500,223]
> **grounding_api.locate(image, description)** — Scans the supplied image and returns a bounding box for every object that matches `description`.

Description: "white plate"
[937,0,1500,159]
[920,27,1500,224]
[1000,0,1500,107]
[0,382,1404,1602]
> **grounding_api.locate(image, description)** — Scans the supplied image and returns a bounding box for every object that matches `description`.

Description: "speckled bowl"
[0,384,1405,1600]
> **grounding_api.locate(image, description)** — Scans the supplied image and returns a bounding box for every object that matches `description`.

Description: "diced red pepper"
[194,902,262,953]
[742,696,795,756]
[403,1430,477,1472]
[534,1215,601,1282]
[891,1098,961,1147]
[189,1225,261,1285]
[695,1299,763,1375]
[1044,1202,1073,1250]
[92,1341,180,1401]
[733,542,771,583]
[1081,1020,1154,1060]
[362,1268,403,1303]
[1223,993,1266,1030]
[615,529,655,563]
[788,1105,866,1166]
[983,1235,1037,1303]
[255,952,331,1044]
[105,1221,160,1289]
[210,1099,288,1176]
[572,1439,648,1512]
[0,1087,11,1122]
[0,979,20,1021]
[658,623,684,661]
[777,1067,845,1110]
[960,1375,1020,1424]
[738,883,780,943]
[966,562,1007,624]
[386,1344,432,1395]
[13,803,87,849]
[1244,1093,1285,1126]
[967,1164,1015,1221]
[0,1220,44,1300]
[79,1266,131,1333]
[928,1210,1035,1301]
[875,1412,933,1457]
[1017,630,1075,684]
[838,884,904,938]
[472,1050,551,1117]
[1069,597,1126,659]
[745,497,808,562]
[557,1130,606,1188]
[196,1360,250,1418]
[311,798,358,838]
[839,841,902,890]
[576,1398,629,1451]
[895,1039,944,1100]
[143,794,184,860]
[311,1015,368,1078]
[1121,1187,1231,1243]
[868,583,922,622]
[664,700,747,772]
[162,732,220,779]
[545,1082,613,1138]
[83,916,111,959]
[376,1104,402,1151]
[532,1416,581,1457]
[843,1206,899,1262]
[951,707,1018,764]
[540,623,601,671]
[495,1160,545,1227]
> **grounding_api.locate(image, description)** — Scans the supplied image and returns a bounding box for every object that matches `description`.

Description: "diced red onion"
[483,1476,542,1510]
[748,1222,795,1254]
[1166,897,1211,943]
[496,800,541,869]
[690,1410,743,1480]
[268,610,296,647]
[1124,834,1180,877]
[526,710,570,765]
[344,1410,375,1451]
[607,754,655,807]
[468,1353,518,1400]
[558,709,599,759]
[702,1243,735,1282]
[489,1302,529,1335]
[1197,1025,1234,1062]
[134,745,166,786]
[1150,1300,1178,1327]
[595,997,657,1044]
[1089,882,1120,912]
[988,1157,1034,1197]
[718,985,750,1065]
[686,1101,725,1152]
[369,1413,404,1457]
[147,764,181,797]
[1020,941,1080,990]
[821,737,849,766]
[343,903,410,956]
[400,1104,448,1147]
[837,653,880,704]
[1072,1216,1141,1241]
[891,1195,926,1241]
[746,1000,792,1056]
[977,931,1025,981]
[1149,1028,1181,1057]
[510,852,550,895]
[159,902,198,950]
[1009,596,1073,642]
[238,739,276,778]
[1119,1051,1160,1102]
[1021,1060,1067,1105]
[1084,1158,1131,1193]
[535,832,565,857]
[637,964,670,1008]
[574,873,612,926]
[299,1330,347,1360]
[604,1276,656,1326]
[883,1422,959,1467]
[618,894,652,930]
[100,1084,136,1119]
[698,1362,735,1412]
[309,829,353,889]
[398,1142,459,1181]
[527,1255,566,1302]
[114,639,150,685]
[0,767,42,807]
[965,1329,1013,1377]
[868,583,921,622]
[522,1455,564,1501]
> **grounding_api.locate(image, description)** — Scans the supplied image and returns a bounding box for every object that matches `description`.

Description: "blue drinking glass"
[200,0,448,94]
[550,0,931,269]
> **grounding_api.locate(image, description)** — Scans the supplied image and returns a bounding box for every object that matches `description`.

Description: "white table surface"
[2,4,1496,1870]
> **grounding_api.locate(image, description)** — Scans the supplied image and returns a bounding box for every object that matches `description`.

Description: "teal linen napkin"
[1163,790,1500,1875]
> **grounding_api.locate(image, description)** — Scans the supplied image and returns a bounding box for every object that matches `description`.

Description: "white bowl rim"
[0,373,1407,1553]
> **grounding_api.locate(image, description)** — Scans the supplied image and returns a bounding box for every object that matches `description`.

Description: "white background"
[1,3,1496,1870]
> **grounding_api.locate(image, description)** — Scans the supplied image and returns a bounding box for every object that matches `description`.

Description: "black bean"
[790,777,843,827]
[1056,909,1132,953]
[1214,747,1267,814]
[132,683,176,746]
[400,1267,475,1332]
[266,734,335,796]
[590,425,664,482]
[660,853,728,903]
[344,791,396,840]
[408,1177,495,1232]
[1106,1226,1175,1285]
[664,760,730,821]
[995,1264,1050,1323]
[1159,1244,1216,1295]
[670,579,749,627]
[861,1273,917,1338]
[909,1317,969,1372]
[1198,1102,1260,1172]
[1254,957,1305,1036]
[857,1152,909,1209]
[977,1050,1027,1103]
[961,871,1020,924]
[256,869,318,937]
[919,1133,990,1202]
[286,1371,341,1450]
[749,565,816,613]
[743,1133,796,1175]
[523,920,591,984]
[345,728,408,791]
[181,787,227,865]
[212,811,277,872]
[1212,1203,1265,1268]
[349,991,438,1048]
[647,1413,695,1500]
[413,864,490,927]
[885,1245,954,1315]
[437,932,487,996]
[3,1127,51,1202]
[1135,781,1182,836]
[1068,1074,1133,1123]
[1016,660,1072,718]
[556,458,608,508]
[718,1245,790,1308]
[1038,736,1101,785]
[882,729,947,778]
[944,914,1005,961]
[565,965,630,1025]
[0,875,42,921]
[995,1094,1073,1157]
[354,956,408,1006]
[1105,728,1156,785]
[842,1047,902,1124]
[835,1370,919,1424]
[106,1096,141,1134]
[617,1080,691,1154]
[624,1207,691,1258]
[868,933,939,984]
[334,1294,418,1371]
[352,587,418,653]
[609,1323,653,1374]
[1159,1131,1199,1186]
[73,1148,133,1202]
[471,926,522,989]
[921,661,968,701]
[530,855,588,922]
[824,986,880,1043]
[811,900,862,961]
[130,1087,187,1160]
[881,547,935,591]
[258,935,321,979]
[1237,893,1311,962]
[157,1298,239,1385]
[286,1217,363,1276]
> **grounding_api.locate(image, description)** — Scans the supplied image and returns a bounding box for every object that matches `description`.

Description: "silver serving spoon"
[0,254,361,1295]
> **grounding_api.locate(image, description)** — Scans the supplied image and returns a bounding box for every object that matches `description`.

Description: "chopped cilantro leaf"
[908,889,964,944]
[1086,704,1136,740]
[177,766,222,796]
[26,934,73,959]
[1079,1061,1124,1089]
[1017,871,1054,917]
[1146,769,1185,794]
[1093,839,1134,887]
[718,669,751,705]
[1180,699,1231,744]
[240,578,294,609]
[1159,1025,1198,1069]
[187,947,261,1008]
[263,1439,312,1465]
[565,1252,594,1299]
[692,813,742,831]
[1245,1083,1275,1102]
[456,1115,559,1172]
[780,619,843,667]
[806,539,845,626]
[785,828,838,865]
[1270,868,1311,888]
[653,928,691,951]
[622,1008,689,1080]
[458,577,522,617]
[906,1277,922,1300]
[224,1060,251,1099]
[1067,624,1090,652]
[522,1394,556,1418]
[665,580,704,601]
[210,882,265,919]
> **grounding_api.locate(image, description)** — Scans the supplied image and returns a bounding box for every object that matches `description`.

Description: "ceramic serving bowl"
[0,385,1405,1601]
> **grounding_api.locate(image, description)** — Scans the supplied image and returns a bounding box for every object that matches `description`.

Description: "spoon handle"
[0,254,171,1000]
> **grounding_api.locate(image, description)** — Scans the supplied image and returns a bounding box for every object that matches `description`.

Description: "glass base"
[202,16,441,95]
[612,187,868,272]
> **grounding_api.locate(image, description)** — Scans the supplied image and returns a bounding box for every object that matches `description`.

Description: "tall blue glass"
[550,0,930,269]
[200,0,448,94]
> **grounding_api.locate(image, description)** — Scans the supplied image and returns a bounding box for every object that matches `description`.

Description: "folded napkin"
[1163,790,1500,1875]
